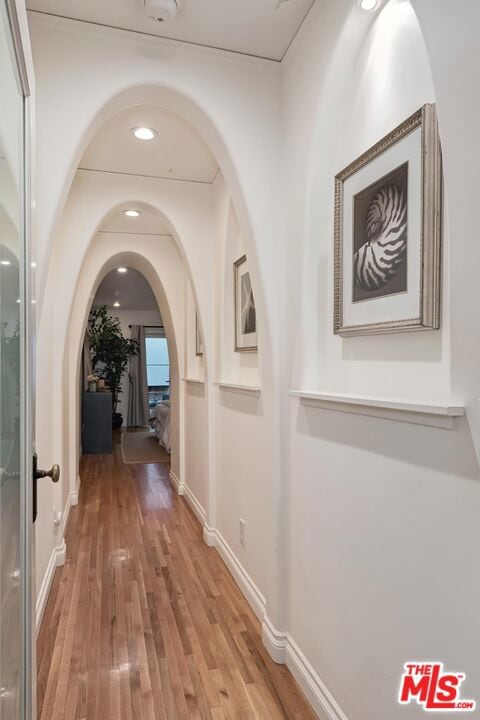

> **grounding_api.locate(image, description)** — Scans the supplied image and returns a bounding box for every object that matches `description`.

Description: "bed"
[149,400,171,454]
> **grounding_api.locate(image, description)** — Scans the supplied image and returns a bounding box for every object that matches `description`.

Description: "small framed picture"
[234,255,258,352]
[195,311,204,356]
[334,103,442,337]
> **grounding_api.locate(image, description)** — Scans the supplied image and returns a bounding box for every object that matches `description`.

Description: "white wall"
[282,1,480,719]
[184,383,208,513]
[209,175,275,600]
[410,0,480,454]
[183,280,208,514]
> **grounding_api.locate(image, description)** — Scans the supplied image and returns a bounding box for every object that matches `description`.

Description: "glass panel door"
[0,2,29,718]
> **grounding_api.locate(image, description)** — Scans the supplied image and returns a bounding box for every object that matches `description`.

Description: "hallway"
[37,438,316,720]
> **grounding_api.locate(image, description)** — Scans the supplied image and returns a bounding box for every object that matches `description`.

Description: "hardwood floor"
[37,436,317,720]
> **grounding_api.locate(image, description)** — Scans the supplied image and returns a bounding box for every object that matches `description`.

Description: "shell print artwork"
[354,183,407,292]
[352,162,408,303]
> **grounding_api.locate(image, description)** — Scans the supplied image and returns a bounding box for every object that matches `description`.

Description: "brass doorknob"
[36,464,60,483]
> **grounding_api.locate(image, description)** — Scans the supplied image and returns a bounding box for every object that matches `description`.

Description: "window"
[145,336,169,388]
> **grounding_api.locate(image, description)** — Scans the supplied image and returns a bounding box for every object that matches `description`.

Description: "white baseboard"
[262,617,349,720]
[203,523,216,547]
[183,485,206,525]
[71,474,81,505]
[36,539,66,634]
[169,469,185,495]
[203,525,266,623]
[60,489,77,537]
[36,484,79,635]
[262,616,288,664]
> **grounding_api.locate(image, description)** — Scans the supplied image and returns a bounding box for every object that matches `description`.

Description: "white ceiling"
[80,105,218,183]
[94,267,160,311]
[26,0,315,61]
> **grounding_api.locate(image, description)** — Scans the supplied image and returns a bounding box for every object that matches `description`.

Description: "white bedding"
[150,401,171,454]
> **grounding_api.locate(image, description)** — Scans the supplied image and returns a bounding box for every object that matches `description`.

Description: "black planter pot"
[112,412,123,430]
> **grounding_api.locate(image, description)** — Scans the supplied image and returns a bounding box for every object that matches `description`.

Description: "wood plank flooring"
[37,436,317,720]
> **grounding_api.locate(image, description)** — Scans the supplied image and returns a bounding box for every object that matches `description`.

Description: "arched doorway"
[61,218,191,522]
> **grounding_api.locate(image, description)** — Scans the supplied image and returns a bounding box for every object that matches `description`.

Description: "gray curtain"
[127,325,149,427]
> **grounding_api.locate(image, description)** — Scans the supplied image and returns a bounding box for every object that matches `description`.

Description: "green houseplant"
[87,306,139,428]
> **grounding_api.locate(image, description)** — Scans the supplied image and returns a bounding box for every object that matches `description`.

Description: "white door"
[0,2,37,718]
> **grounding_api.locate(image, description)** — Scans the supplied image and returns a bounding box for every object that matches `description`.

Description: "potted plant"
[87,306,139,429]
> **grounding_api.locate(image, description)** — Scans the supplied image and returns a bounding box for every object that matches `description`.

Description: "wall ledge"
[290,390,465,429]
[183,377,206,385]
[215,381,261,397]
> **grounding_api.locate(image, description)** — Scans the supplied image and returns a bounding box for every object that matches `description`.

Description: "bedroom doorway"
[80,265,174,463]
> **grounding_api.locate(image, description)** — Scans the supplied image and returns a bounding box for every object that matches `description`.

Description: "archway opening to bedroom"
[62,203,195,506]
[81,260,173,465]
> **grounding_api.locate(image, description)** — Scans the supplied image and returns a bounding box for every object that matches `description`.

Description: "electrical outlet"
[239,519,246,547]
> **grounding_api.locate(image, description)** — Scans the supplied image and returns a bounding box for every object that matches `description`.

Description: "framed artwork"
[334,103,442,337]
[234,254,258,352]
[195,311,204,356]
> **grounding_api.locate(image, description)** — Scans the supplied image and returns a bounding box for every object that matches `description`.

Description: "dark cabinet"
[82,392,112,454]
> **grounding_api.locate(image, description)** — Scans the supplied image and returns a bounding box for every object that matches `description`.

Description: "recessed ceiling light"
[31,261,37,268]
[132,127,157,141]
[357,0,379,10]
[113,301,120,308]
[117,267,128,273]
[124,210,141,217]
[357,0,380,12]
[1,260,10,266]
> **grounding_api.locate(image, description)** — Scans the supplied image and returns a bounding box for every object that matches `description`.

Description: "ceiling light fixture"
[144,0,180,23]
[357,0,379,11]
[132,126,157,141]
[113,301,120,308]
[1,260,10,266]
[117,267,128,274]
[124,210,141,217]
